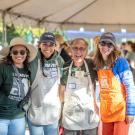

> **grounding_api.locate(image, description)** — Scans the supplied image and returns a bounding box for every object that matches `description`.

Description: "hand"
[59,102,64,125]
[59,115,63,126]
[125,115,134,124]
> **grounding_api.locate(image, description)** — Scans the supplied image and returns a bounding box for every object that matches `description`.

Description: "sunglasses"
[12,50,27,55]
[100,41,114,48]
[72,47,86,52]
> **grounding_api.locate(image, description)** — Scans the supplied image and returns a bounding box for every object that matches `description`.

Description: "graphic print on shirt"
[8,73,29,101]
[39,61,60,96]
[43,63,58,78]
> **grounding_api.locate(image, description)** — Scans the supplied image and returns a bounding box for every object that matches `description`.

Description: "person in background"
[94,32,135,135]
[59,38,99,135]
[89,36,100,59]
[0,37,37,135]
[124,41,135,69]
[55,34,65,52]
[55,34,72,63]
[120,42,127,57]
[27,32,64,135]
[119,41,135,83]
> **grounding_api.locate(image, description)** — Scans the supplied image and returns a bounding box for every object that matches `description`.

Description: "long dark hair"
[38,48,47,77]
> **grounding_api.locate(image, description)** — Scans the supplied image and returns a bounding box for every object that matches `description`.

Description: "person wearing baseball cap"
[0,37,37,135]
[27,32,64,135]
[99,32,116,46]
[94,32,135,135]
[38,32,56,44]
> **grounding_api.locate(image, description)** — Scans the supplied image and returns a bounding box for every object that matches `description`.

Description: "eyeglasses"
[100,41,114,48]
[12,50,27,55]
[72,47,86,52]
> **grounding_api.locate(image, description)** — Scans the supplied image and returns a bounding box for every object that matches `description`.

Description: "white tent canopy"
[0,0,135,32]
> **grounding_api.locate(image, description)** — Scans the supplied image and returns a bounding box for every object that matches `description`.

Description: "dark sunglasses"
[12,50,27,55]
[100,41,114,48]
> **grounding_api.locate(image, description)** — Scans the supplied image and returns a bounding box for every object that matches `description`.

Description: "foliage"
[0,23,65,46]
[6,24,20,44]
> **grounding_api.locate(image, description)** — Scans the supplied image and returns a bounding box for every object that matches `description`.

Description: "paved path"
[129,120,135,135]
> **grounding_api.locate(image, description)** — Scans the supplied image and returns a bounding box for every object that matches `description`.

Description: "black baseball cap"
[39,32,56,45]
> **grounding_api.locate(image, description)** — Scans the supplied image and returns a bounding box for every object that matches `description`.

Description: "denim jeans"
[0,117,25,135]
[28,119,58,135]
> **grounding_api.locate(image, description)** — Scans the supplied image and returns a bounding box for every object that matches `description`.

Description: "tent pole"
[2,11,7,47]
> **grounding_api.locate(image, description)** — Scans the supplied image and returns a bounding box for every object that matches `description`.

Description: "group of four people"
[0,32,135,135]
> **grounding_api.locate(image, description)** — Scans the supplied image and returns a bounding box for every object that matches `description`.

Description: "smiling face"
[39,42,55,58]
[71,39,88,65]
[98,41,114,60]
[10,45,27,67]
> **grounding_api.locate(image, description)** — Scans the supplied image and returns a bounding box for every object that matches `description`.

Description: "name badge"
[75,71,85,78]
[51,71,58,78]
[101,77,109,89]
[68,83,76,89]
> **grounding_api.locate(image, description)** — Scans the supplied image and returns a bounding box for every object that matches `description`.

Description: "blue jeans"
[28,119,58,135]
[0,117,25,135]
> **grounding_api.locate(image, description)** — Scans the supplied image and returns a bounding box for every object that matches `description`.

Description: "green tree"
[6,24,20,44]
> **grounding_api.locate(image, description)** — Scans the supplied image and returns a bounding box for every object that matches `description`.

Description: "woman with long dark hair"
[27,32,64,135]
[0,37,37,135]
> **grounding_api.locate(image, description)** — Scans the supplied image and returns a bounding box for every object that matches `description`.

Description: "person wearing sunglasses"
[94,32,135,135]
[0,37,37,135]
[27,32,64,135]
[59,38,99,135]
